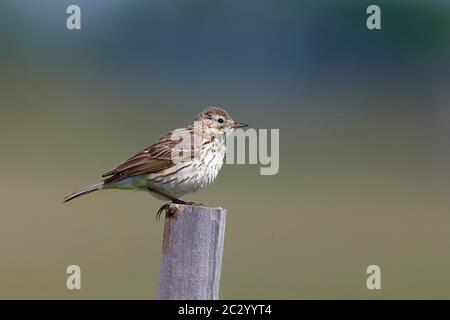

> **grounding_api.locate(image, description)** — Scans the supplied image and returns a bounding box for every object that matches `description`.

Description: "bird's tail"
[63,182,104,203]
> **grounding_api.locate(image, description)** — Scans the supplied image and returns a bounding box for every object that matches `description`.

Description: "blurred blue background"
[0,0,449,299]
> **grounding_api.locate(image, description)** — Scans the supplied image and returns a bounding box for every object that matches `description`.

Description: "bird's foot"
[156,202,181,221]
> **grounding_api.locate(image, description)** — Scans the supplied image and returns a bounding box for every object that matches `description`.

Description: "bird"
[63,107,247,218]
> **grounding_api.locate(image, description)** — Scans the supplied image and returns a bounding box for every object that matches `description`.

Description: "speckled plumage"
[63,107,247,205]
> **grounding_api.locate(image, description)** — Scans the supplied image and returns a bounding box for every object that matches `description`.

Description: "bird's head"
[194,106,247,137]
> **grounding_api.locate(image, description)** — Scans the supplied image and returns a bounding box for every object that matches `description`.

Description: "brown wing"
[101,130,179,185]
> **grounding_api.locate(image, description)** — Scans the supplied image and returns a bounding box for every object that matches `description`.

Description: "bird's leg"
[147,187,203,206]
[147,187,182,203]
[170,198,204,206]
[148,187,204,220]
[148,187,184,220]
[175,200,204,206]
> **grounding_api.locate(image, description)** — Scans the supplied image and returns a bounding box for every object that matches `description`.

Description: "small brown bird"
[63,107,247,217]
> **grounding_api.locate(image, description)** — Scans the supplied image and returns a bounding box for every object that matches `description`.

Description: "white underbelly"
[148,145,225,198]
[107,142,225,200]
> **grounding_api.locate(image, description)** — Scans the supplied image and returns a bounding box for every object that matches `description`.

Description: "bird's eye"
[218,118,224,124]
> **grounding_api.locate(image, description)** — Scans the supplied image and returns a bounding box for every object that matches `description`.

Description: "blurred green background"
[0,0,450,299]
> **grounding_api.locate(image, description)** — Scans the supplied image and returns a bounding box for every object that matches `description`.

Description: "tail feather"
[63,182,104,203]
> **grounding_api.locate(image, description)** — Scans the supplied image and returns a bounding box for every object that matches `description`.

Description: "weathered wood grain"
[157,204,226,300]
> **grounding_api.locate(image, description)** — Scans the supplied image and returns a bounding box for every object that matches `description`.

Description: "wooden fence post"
[157,204,226,300]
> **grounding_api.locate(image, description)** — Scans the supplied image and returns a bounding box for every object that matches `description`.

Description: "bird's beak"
[231,122,248,129]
